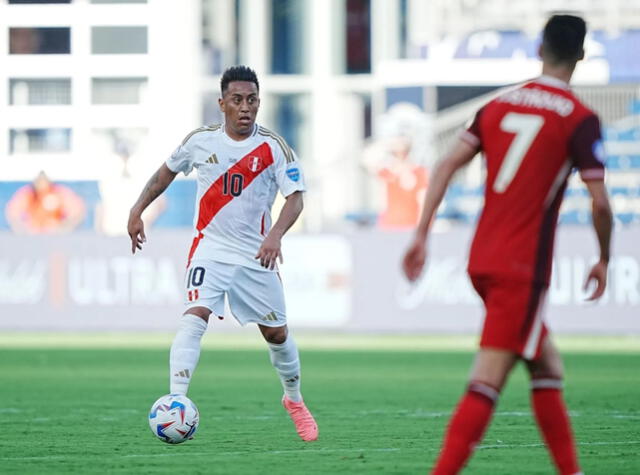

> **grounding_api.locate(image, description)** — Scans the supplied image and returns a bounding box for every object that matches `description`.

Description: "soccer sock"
[531,378,581,475]
[267,335,302,403]
[169,314,208,395]
[431,381,500,475]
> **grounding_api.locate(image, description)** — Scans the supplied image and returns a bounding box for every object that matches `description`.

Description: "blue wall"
[0,179,196,231]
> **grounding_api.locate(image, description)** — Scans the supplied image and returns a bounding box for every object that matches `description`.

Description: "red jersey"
[463,76,606,284]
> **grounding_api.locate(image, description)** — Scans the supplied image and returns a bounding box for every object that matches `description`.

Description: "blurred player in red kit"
[402,15,613,475]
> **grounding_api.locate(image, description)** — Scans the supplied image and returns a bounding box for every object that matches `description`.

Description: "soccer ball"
[148,394,199,444]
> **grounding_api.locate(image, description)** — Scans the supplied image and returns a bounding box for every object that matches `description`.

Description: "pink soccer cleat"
[282,396,319,442]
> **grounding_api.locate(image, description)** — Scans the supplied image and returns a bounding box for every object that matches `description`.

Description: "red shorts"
[470,275,549,360]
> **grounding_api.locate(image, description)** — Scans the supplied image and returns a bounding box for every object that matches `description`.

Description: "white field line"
[2,441,639,462]
[11,409,640,423]
[479,440,640,450]
[297,409,637,419]
[1,333,639,353]
[0,448,401,462]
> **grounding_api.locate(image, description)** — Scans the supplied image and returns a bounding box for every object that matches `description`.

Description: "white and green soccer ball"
[148,394,199,444]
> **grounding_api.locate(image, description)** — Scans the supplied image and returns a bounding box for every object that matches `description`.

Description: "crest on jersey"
[286,167,300,182]
[249,156,262,172]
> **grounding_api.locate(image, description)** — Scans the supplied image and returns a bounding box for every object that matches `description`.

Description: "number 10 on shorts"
[187,266,205,302]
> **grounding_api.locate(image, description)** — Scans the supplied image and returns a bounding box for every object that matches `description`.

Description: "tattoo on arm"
[142,170,162,202]
[132,167,173,214]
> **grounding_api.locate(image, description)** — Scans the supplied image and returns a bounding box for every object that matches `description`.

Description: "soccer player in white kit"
[127,66,318,442]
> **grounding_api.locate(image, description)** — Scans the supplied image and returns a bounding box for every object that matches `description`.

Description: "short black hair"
[542,14,587,64]
[220,65,259,95]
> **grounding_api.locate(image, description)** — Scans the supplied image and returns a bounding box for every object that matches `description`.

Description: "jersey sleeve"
[569,114,606,181]
[165,143,195,176]
[460,107,484,150]
[274,146,306,197]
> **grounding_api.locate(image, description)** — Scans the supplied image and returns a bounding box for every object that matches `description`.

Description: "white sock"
[169,314,208,395]
[268,335,302,403]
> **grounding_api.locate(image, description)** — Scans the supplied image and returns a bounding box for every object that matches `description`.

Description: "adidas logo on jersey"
[261,311,278,322]
[205,154,218,164]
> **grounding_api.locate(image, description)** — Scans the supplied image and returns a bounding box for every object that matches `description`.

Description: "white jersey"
[166,123,306,271]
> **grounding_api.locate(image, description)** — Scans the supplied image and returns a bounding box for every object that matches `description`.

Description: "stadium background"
[1,2,639,474]
[0,0,638,333]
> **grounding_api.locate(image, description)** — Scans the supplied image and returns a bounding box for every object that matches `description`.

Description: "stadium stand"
[433,92,640,226]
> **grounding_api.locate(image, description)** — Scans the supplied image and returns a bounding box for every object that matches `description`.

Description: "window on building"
[10,128,72,153]
[9,78,72,105]
[233,0,242,65]
[9,27,71,54]
[270,94,310,158]
[92,77,148,104]
[270,0,307,74]
[345,0,371,74]
[399,0,409,59]
[91,26,147,54]
[360,93,372,138]
[201,0,240,75]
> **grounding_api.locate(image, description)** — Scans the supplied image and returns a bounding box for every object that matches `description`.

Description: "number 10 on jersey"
[222,172,244,197]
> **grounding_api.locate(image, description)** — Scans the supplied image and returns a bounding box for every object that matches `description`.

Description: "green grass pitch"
[0,336,638,474]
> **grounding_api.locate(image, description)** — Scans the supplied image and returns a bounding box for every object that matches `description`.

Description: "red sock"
[431,381,499,475]
[531,379,581,475]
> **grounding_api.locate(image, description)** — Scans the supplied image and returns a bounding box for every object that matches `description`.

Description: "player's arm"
[402,139,478,281]
[255,191,303,270]
[583,179,613,300]
[569,114,613,300]
[128,163,177,254]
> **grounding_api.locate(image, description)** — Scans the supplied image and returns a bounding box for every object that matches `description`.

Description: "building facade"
[1,0,200,182]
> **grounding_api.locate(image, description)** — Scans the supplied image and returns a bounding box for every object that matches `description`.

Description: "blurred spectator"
[365,136,429,230]
[95,137,165,236]
[5,171,85,234]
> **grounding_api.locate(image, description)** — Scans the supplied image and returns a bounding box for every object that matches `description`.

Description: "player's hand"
[127,214,146,254]
[255,233,283,270]
[583,259,608,301]
[402,237,427,282]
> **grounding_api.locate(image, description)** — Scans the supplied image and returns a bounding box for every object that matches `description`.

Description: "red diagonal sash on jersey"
[186,142,274,267]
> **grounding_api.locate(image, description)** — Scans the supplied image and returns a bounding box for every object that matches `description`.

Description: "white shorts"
[183,259,287,327]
